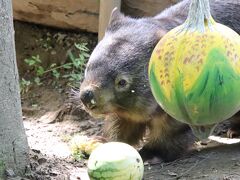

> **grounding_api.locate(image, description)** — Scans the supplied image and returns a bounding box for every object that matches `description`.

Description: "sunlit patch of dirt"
[21,85,103,179]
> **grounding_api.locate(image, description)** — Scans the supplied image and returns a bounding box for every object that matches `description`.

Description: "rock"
[38,158,47,165]
[49,171,58,176]
[32,149,41,154]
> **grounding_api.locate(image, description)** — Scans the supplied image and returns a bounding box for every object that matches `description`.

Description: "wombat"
[79,0,240,161]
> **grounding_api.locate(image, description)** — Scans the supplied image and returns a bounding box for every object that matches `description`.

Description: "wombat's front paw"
[138,147,164,164]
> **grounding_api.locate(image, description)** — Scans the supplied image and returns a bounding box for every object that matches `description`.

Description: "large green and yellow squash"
[148,0,240,139]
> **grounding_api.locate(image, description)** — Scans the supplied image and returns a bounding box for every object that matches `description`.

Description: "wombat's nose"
[80,90,97,109]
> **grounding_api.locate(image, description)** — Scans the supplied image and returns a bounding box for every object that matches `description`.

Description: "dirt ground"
[13,21,240,180]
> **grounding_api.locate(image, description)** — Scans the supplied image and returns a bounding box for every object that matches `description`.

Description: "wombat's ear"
[108,7,125,25]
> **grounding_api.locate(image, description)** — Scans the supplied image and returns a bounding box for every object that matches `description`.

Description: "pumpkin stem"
[183,0,215,32]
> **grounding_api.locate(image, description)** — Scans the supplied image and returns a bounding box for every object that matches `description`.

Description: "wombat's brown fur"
[79,0,240,161]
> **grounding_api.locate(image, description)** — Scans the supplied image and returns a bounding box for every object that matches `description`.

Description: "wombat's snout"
[80,89,97,110]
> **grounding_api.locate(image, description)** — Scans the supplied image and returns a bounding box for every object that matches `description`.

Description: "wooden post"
[98,0,121,41]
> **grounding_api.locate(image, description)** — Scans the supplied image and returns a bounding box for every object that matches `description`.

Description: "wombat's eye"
[115,75,131,91]
[118,79,127,88]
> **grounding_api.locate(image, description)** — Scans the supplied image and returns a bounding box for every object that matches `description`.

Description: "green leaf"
[81,52,90,58]
[74,43,89,52]
[68,51,76,62]
[50,63,57,68]
[37,66,45,76]
[52,69,60,79]
[79,54,85,62]
[63,63,72,69]
[24,55,42,67]
[34,77,42,85]
[62,74,71,78]
[24,59,36,66]
[20,78,31,86]
[73,60,81,68]
[34,55,41,63]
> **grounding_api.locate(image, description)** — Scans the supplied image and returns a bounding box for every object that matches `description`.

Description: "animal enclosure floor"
[20,84,240,180]
[144,143,240,180]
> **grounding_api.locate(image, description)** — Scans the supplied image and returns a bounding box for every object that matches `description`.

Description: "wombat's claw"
[227,128,240,138]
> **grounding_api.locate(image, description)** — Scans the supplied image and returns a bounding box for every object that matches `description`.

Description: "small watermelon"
[87,142,144,180]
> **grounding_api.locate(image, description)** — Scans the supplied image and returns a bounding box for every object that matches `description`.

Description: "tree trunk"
[0,0,29,178]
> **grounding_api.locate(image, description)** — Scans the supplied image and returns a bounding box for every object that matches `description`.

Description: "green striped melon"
[87,142,144,180]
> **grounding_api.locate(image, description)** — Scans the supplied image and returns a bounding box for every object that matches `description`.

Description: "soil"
[11,21,240,180]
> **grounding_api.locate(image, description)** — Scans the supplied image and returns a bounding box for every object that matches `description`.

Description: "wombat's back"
[155,0,240,33]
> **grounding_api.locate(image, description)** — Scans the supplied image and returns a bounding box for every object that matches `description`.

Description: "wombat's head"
[80,9,166,122]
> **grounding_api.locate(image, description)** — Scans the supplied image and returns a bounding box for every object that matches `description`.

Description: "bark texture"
[0,0,29,178]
